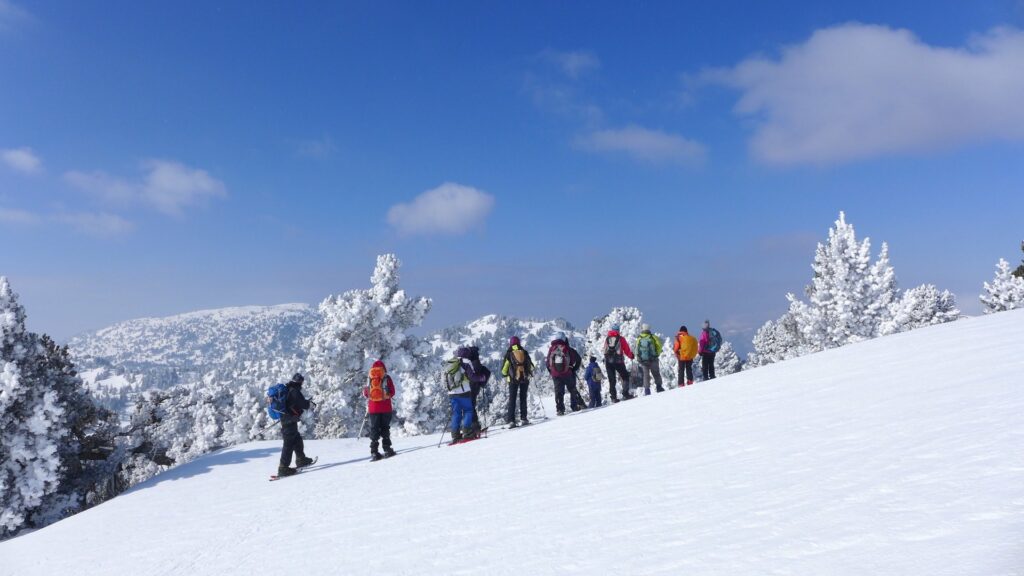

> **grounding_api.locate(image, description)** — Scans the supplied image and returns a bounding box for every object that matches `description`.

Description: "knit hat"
[510,336,520,346]
[679,325,688,333]
[290,373,304,385]
[372,359,386,371]
[589,356,597,363]
[641,323,651,332]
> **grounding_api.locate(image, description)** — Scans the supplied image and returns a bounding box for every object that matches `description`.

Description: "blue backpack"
[707,328,723,353]
[638,335,657,362]
[266,383,289,420]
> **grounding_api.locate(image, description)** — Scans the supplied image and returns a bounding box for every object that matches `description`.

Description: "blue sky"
[2,1,1023,350]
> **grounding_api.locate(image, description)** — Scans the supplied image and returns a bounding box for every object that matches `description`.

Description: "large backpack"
[266,383,288,420]
[510,347,529,381]
[444,359,470,394]
[367,365,391,402]
[548,343,571,377]
[638,334,657,362]
[708,328,723,353]
[604,335,624,363]
[467,362,491,385]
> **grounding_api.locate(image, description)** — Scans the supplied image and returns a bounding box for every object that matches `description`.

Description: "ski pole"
[258,418,282,435]
[356,402,369,439]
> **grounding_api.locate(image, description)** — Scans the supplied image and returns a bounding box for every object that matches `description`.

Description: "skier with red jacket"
[602,326,635,402]
[362,360,397,461]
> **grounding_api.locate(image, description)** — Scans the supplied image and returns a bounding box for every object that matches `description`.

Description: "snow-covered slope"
[10,310,1021,575]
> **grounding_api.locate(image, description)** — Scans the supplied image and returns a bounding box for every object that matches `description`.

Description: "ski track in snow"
[3,310,1024,575]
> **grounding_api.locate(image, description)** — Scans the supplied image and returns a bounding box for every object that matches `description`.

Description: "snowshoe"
[384,447,396,458]
[296,456,316,468]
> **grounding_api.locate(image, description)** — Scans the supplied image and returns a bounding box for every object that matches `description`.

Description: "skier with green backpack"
[635,324,665,394]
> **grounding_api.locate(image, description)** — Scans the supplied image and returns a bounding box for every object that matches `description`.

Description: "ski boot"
[296,456,315,468]
[277,465,297,477]
[383,445,396,458]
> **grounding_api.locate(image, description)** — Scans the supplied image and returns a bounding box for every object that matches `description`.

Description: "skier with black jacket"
[501,336,535,427]
[278,373,315,477]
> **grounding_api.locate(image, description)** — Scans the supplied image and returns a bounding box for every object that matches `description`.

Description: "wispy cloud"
[53,212,134,237]
[542,49,601,79]
[0,207,38,225]
[65,159,227,216]
[702,24,1024,165]
[387,182,495,237]
[292,135,339,159]
[574,125,706,165]
[0,0,31,32]
[1,147,42,174]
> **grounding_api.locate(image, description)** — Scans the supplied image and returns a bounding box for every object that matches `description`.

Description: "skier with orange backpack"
[673,325,698,386]
[362,360,397,461]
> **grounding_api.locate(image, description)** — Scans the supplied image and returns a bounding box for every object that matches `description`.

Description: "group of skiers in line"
[272,321,723,475]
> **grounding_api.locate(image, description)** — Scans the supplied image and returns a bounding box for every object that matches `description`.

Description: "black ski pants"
[280,420,307,468]
[605,360,631,400]
[553,374,582,414]
[368,412,393,454]
[506,378,529,423]
[700,352,716,380]
[678,359,694,385]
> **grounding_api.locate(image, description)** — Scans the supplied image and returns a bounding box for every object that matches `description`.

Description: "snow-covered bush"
[980,258,1024,314]
[880,284,960,336]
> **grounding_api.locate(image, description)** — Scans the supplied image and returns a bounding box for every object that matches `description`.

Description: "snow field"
[3,309,1022,575]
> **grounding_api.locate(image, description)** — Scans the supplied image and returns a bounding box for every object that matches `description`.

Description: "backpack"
[549,343,571,377]
[444,359,469,393]
[604,335,624,362]
[708,328,723,353]
[467,362,491,385]
[266,383,288,420]
[367,365,390,402]
[590,364,604,383]
[638,334,657,362]
[456,346,478,361]
[510,347,529,380]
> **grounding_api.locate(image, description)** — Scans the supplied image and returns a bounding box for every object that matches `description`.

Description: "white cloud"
[140,160,226,216]
[574,125,706,165]
[1,147,41,174]
[53,212,134,237]
[542,49,601,79]
[65,159,227,216]
[703,24,1024,165]
[0,207,38,225]
[387,183,495,236]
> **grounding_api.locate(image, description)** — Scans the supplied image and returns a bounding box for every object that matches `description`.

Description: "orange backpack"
[368,366,390,402]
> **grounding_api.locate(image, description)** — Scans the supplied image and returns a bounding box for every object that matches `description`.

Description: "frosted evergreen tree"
[980,258,1024,314]
[713,341,742,376]
[786,212,899,352]
[1014,242,1024,279]
[584,307,675,398]
[0,278,65,538]
[880,284,960,336]
[748,312,803,367]
[305,254,432,438]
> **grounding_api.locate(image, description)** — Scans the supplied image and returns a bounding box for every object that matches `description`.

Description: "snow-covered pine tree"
[786,212,899,351]
[714,341,742,376]
[1014,242,1024,279]
[0,278,66,538]
[584,307,676,397]
[879,284,960,336]
[980,258,1024,314]
[747,312,803,367]
[305,254,432,438]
